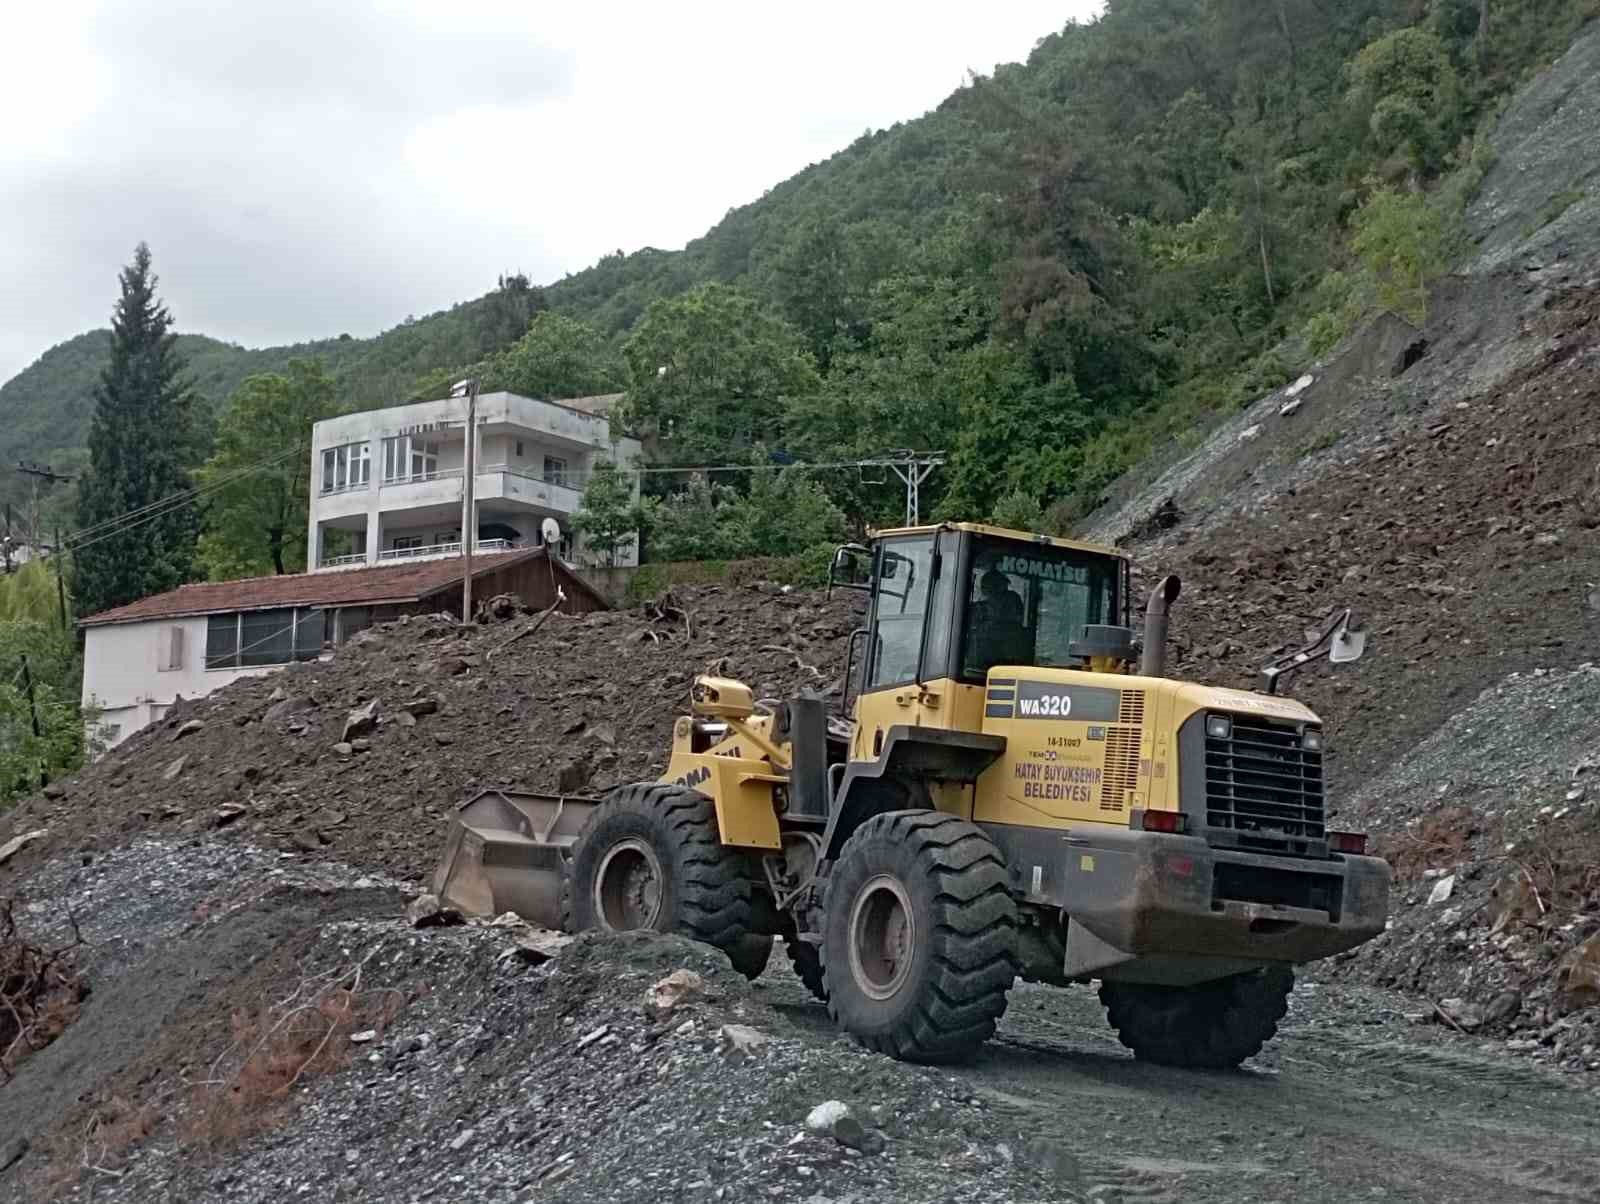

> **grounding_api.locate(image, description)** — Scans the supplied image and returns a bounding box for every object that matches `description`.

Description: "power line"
[67,446,302,546]
[63,447,303,555]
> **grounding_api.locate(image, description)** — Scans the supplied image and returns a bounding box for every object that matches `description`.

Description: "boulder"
[342,699,380,741]
[717,1024,770,1058]
[643,969,705,1015]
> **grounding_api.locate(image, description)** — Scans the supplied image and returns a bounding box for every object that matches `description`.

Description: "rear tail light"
[1329,831,1368,855]
[1140,810,1188,835]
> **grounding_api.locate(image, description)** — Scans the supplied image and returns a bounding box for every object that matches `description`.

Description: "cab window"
[960,542,1119,679]
[865,537,935,690]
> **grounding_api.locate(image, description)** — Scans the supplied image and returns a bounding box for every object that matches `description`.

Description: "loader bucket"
[431,788,599,930]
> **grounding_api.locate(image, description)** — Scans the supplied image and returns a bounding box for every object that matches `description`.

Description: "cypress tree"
[73,243,201,616]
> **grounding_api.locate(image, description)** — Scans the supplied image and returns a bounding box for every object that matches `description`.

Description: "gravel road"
[7,839,1600,1204]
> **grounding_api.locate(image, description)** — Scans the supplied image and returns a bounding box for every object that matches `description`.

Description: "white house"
[307,391,643,572]
[78,547,607,749]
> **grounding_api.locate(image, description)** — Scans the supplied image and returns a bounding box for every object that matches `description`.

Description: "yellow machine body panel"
[850,679,986,820]
[963,667,1321,831]
[660,715,783,850]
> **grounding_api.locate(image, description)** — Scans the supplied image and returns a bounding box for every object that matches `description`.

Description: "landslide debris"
[31,896,1077,1204]
[1,584,860,886]
[1331,663,1600,1073]
[1126,285,1600,796]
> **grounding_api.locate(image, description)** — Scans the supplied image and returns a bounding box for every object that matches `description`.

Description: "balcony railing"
[321,553,367,568]
[381,467,464,487]
[376,537,513,562]
[479,463,576,490]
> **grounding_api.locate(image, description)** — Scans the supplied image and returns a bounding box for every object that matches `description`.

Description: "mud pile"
[2,584,861,887]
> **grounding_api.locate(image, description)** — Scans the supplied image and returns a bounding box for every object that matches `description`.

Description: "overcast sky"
[0,2,1104,385]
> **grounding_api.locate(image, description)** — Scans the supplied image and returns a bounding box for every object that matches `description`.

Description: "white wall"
[82,617,287,749]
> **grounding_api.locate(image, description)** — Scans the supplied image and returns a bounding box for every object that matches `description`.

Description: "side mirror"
[1259,607,1368,695]
[1328,612,1367,664]
[826,543,872,599]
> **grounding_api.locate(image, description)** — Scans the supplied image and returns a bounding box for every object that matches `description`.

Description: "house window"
[515,440,525,457]
[543,455,568,488]
[391,536,424,552]
[157,625,184,672]
[320,444,370,494]
[205,613,238,669]
[434,530,460,547]
[383,436,440,482]
[204,608,323,670]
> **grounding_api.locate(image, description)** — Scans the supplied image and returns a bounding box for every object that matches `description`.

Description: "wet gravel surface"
[2,840,1597,1204]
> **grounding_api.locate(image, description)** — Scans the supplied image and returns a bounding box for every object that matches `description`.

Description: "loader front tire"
[1098,965,1294,1069]
[821,811,1017,1062]
[563,782,770,979]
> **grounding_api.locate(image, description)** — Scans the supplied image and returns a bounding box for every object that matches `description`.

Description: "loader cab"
[837,524,1133,744]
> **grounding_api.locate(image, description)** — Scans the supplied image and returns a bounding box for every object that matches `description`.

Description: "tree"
[648,467,845,562]
[648,476,741,562]
[486,313,622,399]
[616,285,820,465]
[196,361,341,579]
[990,489,1045,533]
[1351,187,1450,323]
[475,272,549,357]
[73,244,203,617]
[773,218,852,371]
[1347,28,1463,175]
[718,468,846,558]
[0,618,90,801]
[572,460,651,566]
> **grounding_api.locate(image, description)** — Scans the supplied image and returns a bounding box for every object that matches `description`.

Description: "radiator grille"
[1204,715,1325,838]
[1118,690,1146,725]
[1100,725,1141,811]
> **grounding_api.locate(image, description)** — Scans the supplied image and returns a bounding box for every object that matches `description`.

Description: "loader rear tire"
[821,810,1017,1063]
[1099,965,1294,1069]
[563,782,769,980]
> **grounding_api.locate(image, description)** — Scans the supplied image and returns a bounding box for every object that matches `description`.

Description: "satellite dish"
[540,518,561,547]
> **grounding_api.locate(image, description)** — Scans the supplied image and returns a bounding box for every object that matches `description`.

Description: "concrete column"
[365,436,382,566]
[306,455,321,571]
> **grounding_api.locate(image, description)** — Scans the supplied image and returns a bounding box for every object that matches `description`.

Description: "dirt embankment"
[2,584,860,887]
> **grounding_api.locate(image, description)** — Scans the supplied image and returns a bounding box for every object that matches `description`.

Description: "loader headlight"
[1302,728,1324,752]
[1204,714,1232,740]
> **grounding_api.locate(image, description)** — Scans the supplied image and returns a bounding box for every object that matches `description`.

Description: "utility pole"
[16,461,74,556]
[856,450,945,526]
[451,378,480,623]
[4,502,12,574]
[20,653,45,788]
[53,525,67,630]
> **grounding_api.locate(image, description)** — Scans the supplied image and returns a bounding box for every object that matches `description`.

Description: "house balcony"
[315,465,584,520]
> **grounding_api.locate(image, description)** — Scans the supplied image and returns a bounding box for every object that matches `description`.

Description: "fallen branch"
[759,644,825,680]
[1429,999,1469,1034]
[488,588,566,661]
[0,895,87,1082]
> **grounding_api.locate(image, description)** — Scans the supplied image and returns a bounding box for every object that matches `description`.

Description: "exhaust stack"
[1139,575,1182,678]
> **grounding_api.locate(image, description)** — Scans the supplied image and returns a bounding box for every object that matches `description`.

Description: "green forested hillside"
[4,0,1595,539]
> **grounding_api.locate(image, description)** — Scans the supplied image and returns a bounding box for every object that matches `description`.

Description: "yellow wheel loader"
[433,523,1390,1066]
